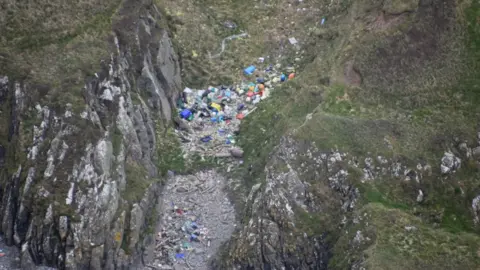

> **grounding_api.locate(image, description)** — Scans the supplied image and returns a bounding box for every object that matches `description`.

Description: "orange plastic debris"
[236,113,245,120]
[258,84,265,91]
[288,73,295,80]
[247,91,254,97]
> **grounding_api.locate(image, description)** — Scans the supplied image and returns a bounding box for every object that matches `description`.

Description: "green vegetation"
[224,0,480,267]
[330,204,480,270]
[123,161,156,203]
[155,126,186,176]
[0,0,123,114]
[111,125,123,156]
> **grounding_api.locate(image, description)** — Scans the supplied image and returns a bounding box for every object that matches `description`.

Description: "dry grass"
[0,0,118,44]
[160,0,330,87]
[0,0,123,114]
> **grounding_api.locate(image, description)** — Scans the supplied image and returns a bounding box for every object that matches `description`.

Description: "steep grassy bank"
[225,0,480,268]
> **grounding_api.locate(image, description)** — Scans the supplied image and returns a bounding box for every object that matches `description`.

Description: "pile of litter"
[151,171,235,270]
[150,61,298,269]
[174,62,296,159]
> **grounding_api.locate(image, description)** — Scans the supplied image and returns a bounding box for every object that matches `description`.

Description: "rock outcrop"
[0,0,181,268]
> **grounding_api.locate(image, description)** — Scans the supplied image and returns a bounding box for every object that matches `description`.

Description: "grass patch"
[368,204,480,269]
[330,203,480,270]
[155,126,186,176]
[0,0,123,115]
[123,161,155,203]
[111,125,123,156]
[322,84,354,115]
[236,80,321,187]
[361,185,410,211]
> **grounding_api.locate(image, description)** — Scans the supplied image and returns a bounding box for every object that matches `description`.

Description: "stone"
[176,187,188,193]
[100,88,114,101]
[473,195,480,224]
[416,189,424,203]
[173,117,192,133]
[405,225,417,232]
[473,146,480,157]
[230,148,244,158]
[440,152,461,174]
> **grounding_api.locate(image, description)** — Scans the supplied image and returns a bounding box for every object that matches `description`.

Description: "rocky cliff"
[0,0,181,268]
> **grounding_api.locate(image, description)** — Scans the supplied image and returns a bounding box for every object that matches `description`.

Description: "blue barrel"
[244,65,256,75]
[280,74,286,82]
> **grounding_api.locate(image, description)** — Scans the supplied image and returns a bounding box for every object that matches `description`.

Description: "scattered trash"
[175,253,185,259]
[200,136,212,143]
[321,17,326,25]
[209,33,249,59]
[173,59,298,163]
[288,37,298,45]
[180,109,192,120]
[244,65,256,76]
[223,20,237,29]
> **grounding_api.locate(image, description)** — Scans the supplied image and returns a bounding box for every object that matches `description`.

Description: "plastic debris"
[180,109,192,119]
[173,59,297,163]
[244,65,256,75]
[200,136,212,143]
[175,253,185,259]
[288,37,298,45]
[223,20,237,29]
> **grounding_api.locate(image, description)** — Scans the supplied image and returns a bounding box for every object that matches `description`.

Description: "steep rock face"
[0,1,180,269]
[215,137,359,269]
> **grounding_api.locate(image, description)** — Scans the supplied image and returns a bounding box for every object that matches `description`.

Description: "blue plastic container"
[244,65,256,76]
[200,136,212,143]
[180,109,192,119]
[280,74,286,82]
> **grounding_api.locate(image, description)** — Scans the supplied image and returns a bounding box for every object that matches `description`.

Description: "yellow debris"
[210,103,222,111]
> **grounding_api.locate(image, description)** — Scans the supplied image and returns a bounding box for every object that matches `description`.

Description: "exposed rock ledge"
[0,0,181,269]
